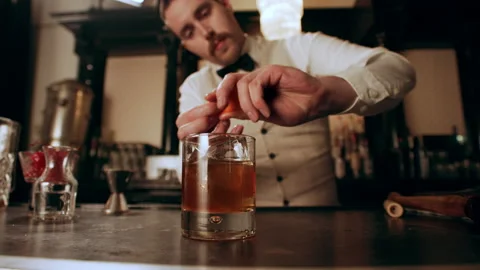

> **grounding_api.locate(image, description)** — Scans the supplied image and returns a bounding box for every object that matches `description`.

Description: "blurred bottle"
[412,136,429,179]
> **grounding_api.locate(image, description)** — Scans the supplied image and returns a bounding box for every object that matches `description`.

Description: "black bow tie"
[216,54,256,78]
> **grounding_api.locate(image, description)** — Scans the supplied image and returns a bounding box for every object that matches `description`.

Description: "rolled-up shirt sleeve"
[296,32,417,116]
[334,49,417,115]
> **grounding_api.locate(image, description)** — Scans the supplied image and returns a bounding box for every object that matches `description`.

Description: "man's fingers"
[177,117,218,140]
[212,67,280,122]
[257,65,283,89]
[249,78,271,118]
[237,72,259,122]
[211,121,244,135]
[211,120,231,134]
[215,73,245,109]
[176,102,220,128]
[230,124,244,134]
[236,75,260,122]
[204,90,216,102]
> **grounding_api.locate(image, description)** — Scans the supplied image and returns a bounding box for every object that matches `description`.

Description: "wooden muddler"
[384,192,480,224]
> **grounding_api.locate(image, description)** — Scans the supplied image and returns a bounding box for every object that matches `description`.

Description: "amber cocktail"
[181,133,256,241]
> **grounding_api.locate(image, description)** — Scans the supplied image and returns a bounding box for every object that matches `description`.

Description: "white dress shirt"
[178,32,416,207]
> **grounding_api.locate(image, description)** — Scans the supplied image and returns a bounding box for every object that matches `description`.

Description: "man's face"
[164,0,246,66]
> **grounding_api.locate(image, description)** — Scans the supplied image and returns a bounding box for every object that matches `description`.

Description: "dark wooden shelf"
[51,7,172,56]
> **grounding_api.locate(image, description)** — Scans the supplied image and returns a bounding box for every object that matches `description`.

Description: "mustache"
[208,33,231,56]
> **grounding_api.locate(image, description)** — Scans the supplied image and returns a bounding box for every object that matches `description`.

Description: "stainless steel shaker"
[0,117,21,208]
[40,79,94,149]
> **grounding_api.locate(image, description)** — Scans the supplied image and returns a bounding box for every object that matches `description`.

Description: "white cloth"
[178,32,416,207]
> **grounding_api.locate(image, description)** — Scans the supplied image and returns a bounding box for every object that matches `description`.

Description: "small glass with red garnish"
[32,146,78,221]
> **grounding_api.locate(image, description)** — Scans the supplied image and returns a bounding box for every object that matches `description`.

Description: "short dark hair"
[159,0,173,21]
[159,0,222,21]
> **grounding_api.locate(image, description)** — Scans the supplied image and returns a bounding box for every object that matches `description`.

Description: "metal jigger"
[104,168,133,215]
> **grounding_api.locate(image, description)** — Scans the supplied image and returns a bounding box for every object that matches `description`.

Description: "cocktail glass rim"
[182,133,256,144]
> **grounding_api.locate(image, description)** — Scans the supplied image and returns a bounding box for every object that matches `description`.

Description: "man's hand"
[206,65,356,127]
[176,102,244,140]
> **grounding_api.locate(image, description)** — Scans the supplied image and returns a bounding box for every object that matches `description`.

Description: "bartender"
[162,0,417,207]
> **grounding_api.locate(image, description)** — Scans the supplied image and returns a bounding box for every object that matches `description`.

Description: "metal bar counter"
[1,204,480,270]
